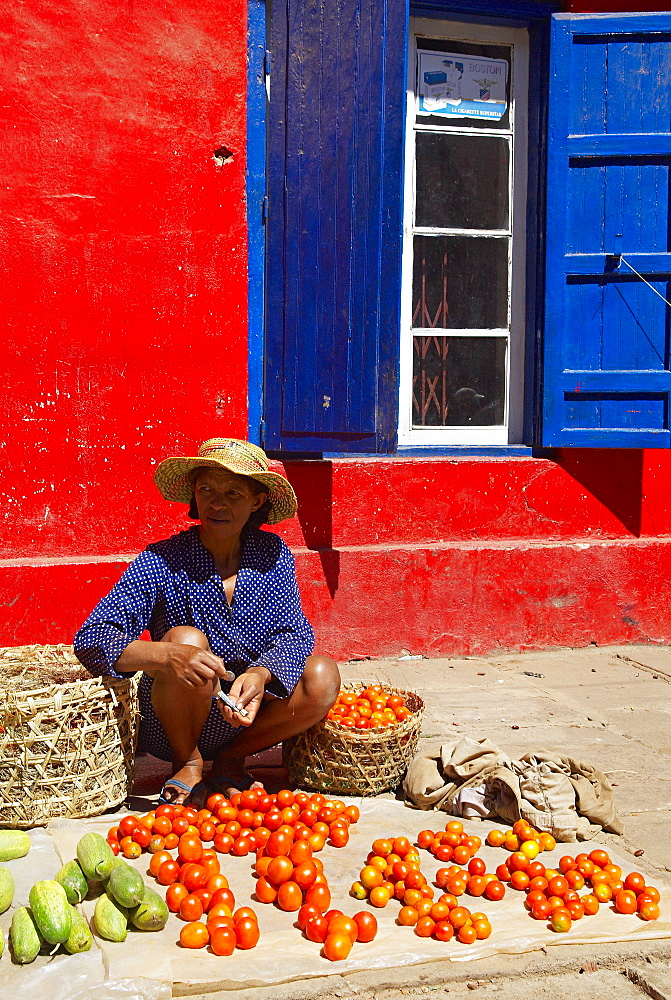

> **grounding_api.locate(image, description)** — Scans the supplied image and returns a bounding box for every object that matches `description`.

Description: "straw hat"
[153,438,297,525]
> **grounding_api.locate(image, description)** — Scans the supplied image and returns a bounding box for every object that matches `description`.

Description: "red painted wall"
[0,0,249,563]
[1,0,670,662]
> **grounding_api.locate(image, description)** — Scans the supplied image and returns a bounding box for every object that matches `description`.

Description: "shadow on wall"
[556,448,644,537]
[281,461,340,597]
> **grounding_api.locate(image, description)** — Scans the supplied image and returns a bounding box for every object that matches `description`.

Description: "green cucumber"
[76,832,115,881]
[63,904,93,954]
[107,861,146,908]
[28,880,72,944]
[129,884,169,931]
[10,907,42,964]
[55,859,88,905]
[0,866,15,913]
[0,830,31,862]
[94,892,128,942]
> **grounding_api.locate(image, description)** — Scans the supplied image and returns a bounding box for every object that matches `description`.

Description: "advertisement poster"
[417,49,508,121]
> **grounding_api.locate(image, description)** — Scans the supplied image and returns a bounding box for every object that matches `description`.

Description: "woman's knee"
[298,654,340,711]
[160,626,210,649]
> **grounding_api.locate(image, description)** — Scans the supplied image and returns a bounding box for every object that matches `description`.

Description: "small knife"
[214,689,249,718]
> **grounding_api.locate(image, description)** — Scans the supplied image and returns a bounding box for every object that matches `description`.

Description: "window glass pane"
[412,335,506,426]
[412,235,508,329]
[415,133,509,230]
[416,39,511,131]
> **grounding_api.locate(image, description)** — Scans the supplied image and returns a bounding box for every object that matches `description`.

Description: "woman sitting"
[74,437,340,804]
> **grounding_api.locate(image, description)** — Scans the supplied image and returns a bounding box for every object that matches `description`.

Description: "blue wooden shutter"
[264,0,407,453]
[542,13,671,448]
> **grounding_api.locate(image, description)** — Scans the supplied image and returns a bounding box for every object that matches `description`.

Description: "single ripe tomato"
[547,876,569,899]
[510,871,531,892]
[277,881,303,912]
[471,917,491,941]
[293,860,319,889]
[266,830,294,857]
[448,906,471,930]
[298,903,322,930]
[434,919,454,941]
[231,836,254,857]
[209,924,236,955]
[267,855,294,886]
[305,883,331,912]
[157,859,182,885]
[255,876,278,904]
[182,864,208,892]
[165,882,189,912]
[179,921,209,949]
[235,917,260,950]
[329,826,349,848]
[550,907,572,932]
[581,893,600,916]
[178,834,203,863]
[484,880,506,902]
[623,872,646,895]
[328,915,358,942]
[352,911,377,943]
[171,815,190,836]
[155,803,177,820]
[179,894,204,922]
[531,899,552,921]
[149,849,174,878]
[131,823,152,848]
[118,815,139,838]
[323,931,352,961]
[614,890,638,915]
[415,916,436,938]
[638,900,660,921]
[305,914,329,943]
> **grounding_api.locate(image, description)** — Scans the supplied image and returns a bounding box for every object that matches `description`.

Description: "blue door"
[543,13,671,447]
[264,0,408,453]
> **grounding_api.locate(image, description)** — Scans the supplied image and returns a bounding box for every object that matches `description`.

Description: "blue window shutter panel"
[264,0,407,452]
[542,12,671,448]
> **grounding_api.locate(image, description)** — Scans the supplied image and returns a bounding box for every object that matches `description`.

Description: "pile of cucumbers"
[0,829,168,964]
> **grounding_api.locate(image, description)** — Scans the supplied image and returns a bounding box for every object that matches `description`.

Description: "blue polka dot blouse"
[73,526,314,697]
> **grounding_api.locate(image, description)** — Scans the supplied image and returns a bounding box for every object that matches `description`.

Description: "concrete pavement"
[132,643,671,999]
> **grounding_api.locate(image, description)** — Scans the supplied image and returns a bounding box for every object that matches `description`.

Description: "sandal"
[158,777,201,806]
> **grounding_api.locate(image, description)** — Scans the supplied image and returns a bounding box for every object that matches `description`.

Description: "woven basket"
[283,684,424,796]
[0,645,140,827]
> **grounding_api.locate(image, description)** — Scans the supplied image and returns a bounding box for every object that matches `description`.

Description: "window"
[263,4,671,453]
[399,19,528,446]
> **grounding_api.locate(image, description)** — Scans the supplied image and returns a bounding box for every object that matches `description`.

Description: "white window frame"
[398,17,529,447]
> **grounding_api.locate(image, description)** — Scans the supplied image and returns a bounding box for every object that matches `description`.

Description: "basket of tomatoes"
[282,683,424,796]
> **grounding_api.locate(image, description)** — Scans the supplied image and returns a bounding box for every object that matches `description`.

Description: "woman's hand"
[218,665,271,727]
[162,644,232,690]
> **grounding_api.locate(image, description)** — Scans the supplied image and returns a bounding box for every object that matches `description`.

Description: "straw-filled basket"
[0,645,140,827]
[283,684,424,796]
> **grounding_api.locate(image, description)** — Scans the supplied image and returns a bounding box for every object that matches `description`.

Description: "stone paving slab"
[125,644,671,998]
[628,961,671,1000]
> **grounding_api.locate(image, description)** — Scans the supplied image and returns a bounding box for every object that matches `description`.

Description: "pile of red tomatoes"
[106,788,360,954]
[327,686,412,730]
[349,826,492,944]
[107,788,360,862]
[485,820,661,931]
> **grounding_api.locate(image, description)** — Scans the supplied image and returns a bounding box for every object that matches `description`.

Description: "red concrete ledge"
[1,536,669,658]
